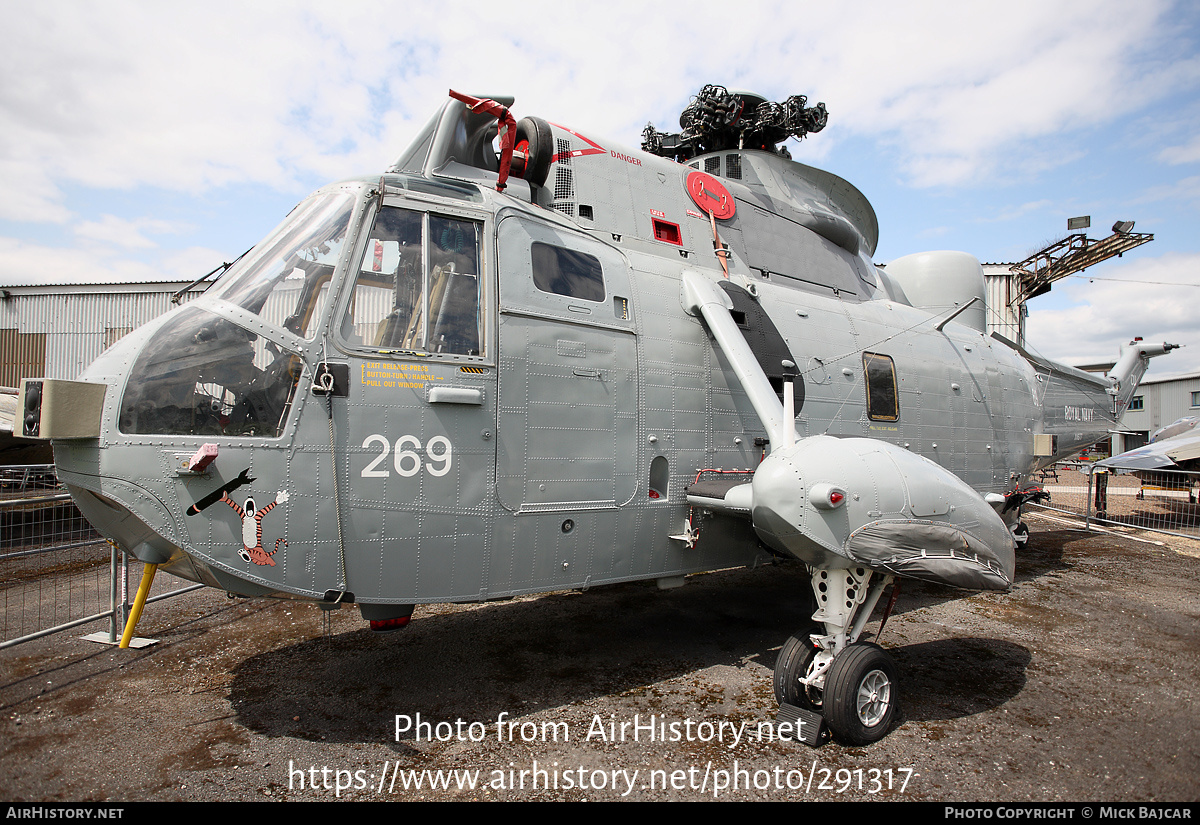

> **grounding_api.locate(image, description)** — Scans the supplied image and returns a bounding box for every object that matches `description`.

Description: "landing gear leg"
[774,567,899,745]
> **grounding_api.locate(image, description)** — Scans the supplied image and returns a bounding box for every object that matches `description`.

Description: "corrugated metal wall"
[1155,376,1200,419]
[983,266,1023,344]
[0,287,201,384]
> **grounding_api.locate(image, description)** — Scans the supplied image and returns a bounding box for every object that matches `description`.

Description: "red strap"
[449,90,517,192]
[877,579,901,639]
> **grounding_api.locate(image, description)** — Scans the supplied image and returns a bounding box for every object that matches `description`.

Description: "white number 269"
[361,434,453,478]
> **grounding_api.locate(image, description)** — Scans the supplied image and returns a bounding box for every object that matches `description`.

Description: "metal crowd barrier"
[1,465,202,650]
[1030,462,1200,541]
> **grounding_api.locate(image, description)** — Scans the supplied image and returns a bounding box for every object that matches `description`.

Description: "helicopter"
[20,86,1176,745]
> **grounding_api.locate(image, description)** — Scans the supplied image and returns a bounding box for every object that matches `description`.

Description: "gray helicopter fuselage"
[46,100,1141,609]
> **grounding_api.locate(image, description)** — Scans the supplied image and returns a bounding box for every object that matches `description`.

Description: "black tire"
[774,626,823,710]
[513,116,554,188]
[1013,521,1030,549]
[823,642,899,745]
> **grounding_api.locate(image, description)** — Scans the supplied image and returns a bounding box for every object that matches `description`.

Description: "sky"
[2,1,1199,377]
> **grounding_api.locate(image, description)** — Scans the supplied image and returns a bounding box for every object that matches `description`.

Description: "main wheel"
[1012,521,1030,549]
[823,642,899,745]
[774,625,823,710]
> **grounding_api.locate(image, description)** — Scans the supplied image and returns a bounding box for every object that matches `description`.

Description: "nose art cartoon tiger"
[221,490,289,566]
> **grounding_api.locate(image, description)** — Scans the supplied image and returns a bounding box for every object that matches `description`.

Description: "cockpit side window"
[341,206,484,357]
[118,307,302,438]
[863,352,899,422]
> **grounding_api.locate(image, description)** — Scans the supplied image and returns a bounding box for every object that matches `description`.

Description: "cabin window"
[863,352,899,422]
[531,242,605,302]
[649,455,669,500]
[341,206,483,356]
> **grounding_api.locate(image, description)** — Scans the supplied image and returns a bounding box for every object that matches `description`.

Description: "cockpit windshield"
[118,306,303,437]
[208,190,356,339]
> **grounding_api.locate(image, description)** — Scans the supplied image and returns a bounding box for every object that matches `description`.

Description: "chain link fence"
[1031,462,1200,540]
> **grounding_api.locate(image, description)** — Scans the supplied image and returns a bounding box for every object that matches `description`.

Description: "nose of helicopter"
[44,316,187,565]
[43,311,273,593]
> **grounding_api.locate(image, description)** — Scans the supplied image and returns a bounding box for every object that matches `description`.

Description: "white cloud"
[977,200,1054,224]
[0,159,70,223]
[1,0,1195,225]
[783,1,1197,186]
[0,235,226,286]
[1159,135,1200,165]
[1136,175,1200,206]
[74,215,186,250]
[1024,252,1200,374]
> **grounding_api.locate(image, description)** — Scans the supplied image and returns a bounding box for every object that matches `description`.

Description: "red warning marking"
[686,171,735,220]
[547,122,607,162]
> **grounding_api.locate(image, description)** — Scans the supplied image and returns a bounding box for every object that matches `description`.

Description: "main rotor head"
[641,85,828,162]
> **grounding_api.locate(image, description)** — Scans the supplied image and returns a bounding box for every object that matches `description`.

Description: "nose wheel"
[775,638,899,745]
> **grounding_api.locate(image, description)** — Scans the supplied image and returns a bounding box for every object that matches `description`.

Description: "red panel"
[685,171,735,220]
[652,218,682,245]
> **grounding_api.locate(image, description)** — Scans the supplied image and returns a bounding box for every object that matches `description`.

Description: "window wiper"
[170,247,251,305]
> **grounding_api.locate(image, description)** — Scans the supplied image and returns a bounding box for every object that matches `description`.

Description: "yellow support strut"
[119,563,157,649]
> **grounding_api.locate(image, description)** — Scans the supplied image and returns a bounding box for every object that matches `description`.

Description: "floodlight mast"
[1009,226,1154,306]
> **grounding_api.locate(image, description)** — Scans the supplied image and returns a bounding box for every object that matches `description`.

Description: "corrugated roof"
[1136,371,1200,386]
[0,273,200,289]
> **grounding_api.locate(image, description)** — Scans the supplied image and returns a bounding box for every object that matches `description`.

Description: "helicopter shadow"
[229,563,814,745]
[227,557,1034,745]
[889,637,1030,727]
[1011,527,1074,581]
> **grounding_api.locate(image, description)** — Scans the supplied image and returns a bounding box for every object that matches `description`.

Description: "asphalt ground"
[1,512,1197,802]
